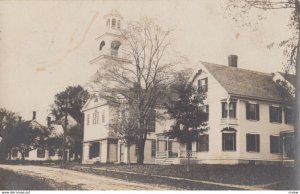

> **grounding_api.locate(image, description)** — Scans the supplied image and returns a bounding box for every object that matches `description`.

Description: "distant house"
[156,56,295,165]
[9,112,68,161]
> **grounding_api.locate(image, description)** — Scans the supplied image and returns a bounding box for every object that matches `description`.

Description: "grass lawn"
[64,163,295,190]
[0,168,81,190]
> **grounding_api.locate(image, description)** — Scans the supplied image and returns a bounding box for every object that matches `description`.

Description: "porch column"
[166,137,169,158]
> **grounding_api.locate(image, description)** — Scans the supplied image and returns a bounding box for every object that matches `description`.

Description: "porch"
[155,134,197,165]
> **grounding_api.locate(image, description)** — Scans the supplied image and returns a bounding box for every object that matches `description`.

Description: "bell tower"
[89,9,129,65]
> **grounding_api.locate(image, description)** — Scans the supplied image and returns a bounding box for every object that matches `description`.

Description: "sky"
[0,0,294,124]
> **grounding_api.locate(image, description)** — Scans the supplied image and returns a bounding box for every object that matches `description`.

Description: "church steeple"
[89,9,129,65]
[104,9,123,31]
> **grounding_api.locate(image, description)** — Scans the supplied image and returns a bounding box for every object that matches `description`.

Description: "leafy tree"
[92,18,178,164]
[50,85,89,125]
[0,108,18,161]
[66,124,83,161]
[50,85,89,163]
[226,0,300,188]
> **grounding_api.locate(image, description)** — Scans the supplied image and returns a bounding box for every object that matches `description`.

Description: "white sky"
[0,0,293,124]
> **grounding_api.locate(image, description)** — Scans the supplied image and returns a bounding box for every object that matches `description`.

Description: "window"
[37,149,46,158]
[92,113,95,125]
[146,110,156,133]
[95,111,99,124]
[12,149,18,157]
[196,134,209,152]
[99,41,105,51]
[269,106,282,123]
[111,40,121,57]
[222,102,236,118]
[186,142,192,151]
[106,19,110,27]
[25,151,29,158]
[198,78,208,93]
[222,133,236,151]
[270,135,281,154]
[89,142,100,159]
[151,140,156,157]
[87,114,90,126]
[117,20,121,29]
[112,18,116,28]
[246,134,260,152]
[135,144,139,156]
[284,107,293,124]
[246,103,259,121]
[49,149,55,157]
[102,111,105,123]
[200,105,209,120]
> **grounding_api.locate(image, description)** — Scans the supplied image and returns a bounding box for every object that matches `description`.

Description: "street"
[0,165,173,190]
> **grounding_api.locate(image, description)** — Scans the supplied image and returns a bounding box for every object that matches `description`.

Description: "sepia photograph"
[0,0,299,191]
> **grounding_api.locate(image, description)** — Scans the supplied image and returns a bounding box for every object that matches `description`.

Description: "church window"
[111,40,121,57]
[112,18,116,28]
[106,19,110,27]
[99,41,105,51]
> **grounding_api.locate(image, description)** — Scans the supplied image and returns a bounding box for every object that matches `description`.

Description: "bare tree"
[227,0,300,188]
[91,18,177,164]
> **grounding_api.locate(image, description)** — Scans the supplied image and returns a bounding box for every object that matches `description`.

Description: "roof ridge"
[201,61,273,76]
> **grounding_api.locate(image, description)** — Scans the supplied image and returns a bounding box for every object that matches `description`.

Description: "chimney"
[228,55,238,67]
[47,117,51,127]
[32,111,36,120]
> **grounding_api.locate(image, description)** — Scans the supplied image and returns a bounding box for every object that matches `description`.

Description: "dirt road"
[0,165,173,190]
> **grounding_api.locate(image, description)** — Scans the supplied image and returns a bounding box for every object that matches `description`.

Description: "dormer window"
[198,78,208,93]
[112,18,116,28]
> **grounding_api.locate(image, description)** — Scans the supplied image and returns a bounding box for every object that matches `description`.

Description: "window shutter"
[205,78,208,92]
[246,103,249,120]
[257,135,260,152]
[269,106,272,122]
[233,102,236,118]
[279,107,282,123]
[222,102,226,118]
[206,105,209,120]
[222,133,225,151]
[256,104,260,121]
[246,134,250,152]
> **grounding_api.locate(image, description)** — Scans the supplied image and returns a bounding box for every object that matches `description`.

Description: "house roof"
[201,62,292,103]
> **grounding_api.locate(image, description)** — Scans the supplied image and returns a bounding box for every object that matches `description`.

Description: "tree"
[66,124,83,161]
[226,0,300,188]
[164,69,208,172]
[51,85,89,125]
[110,104,140,164]
[92,18,177,164]
[50,85,89,163]
[0,108,18,161]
